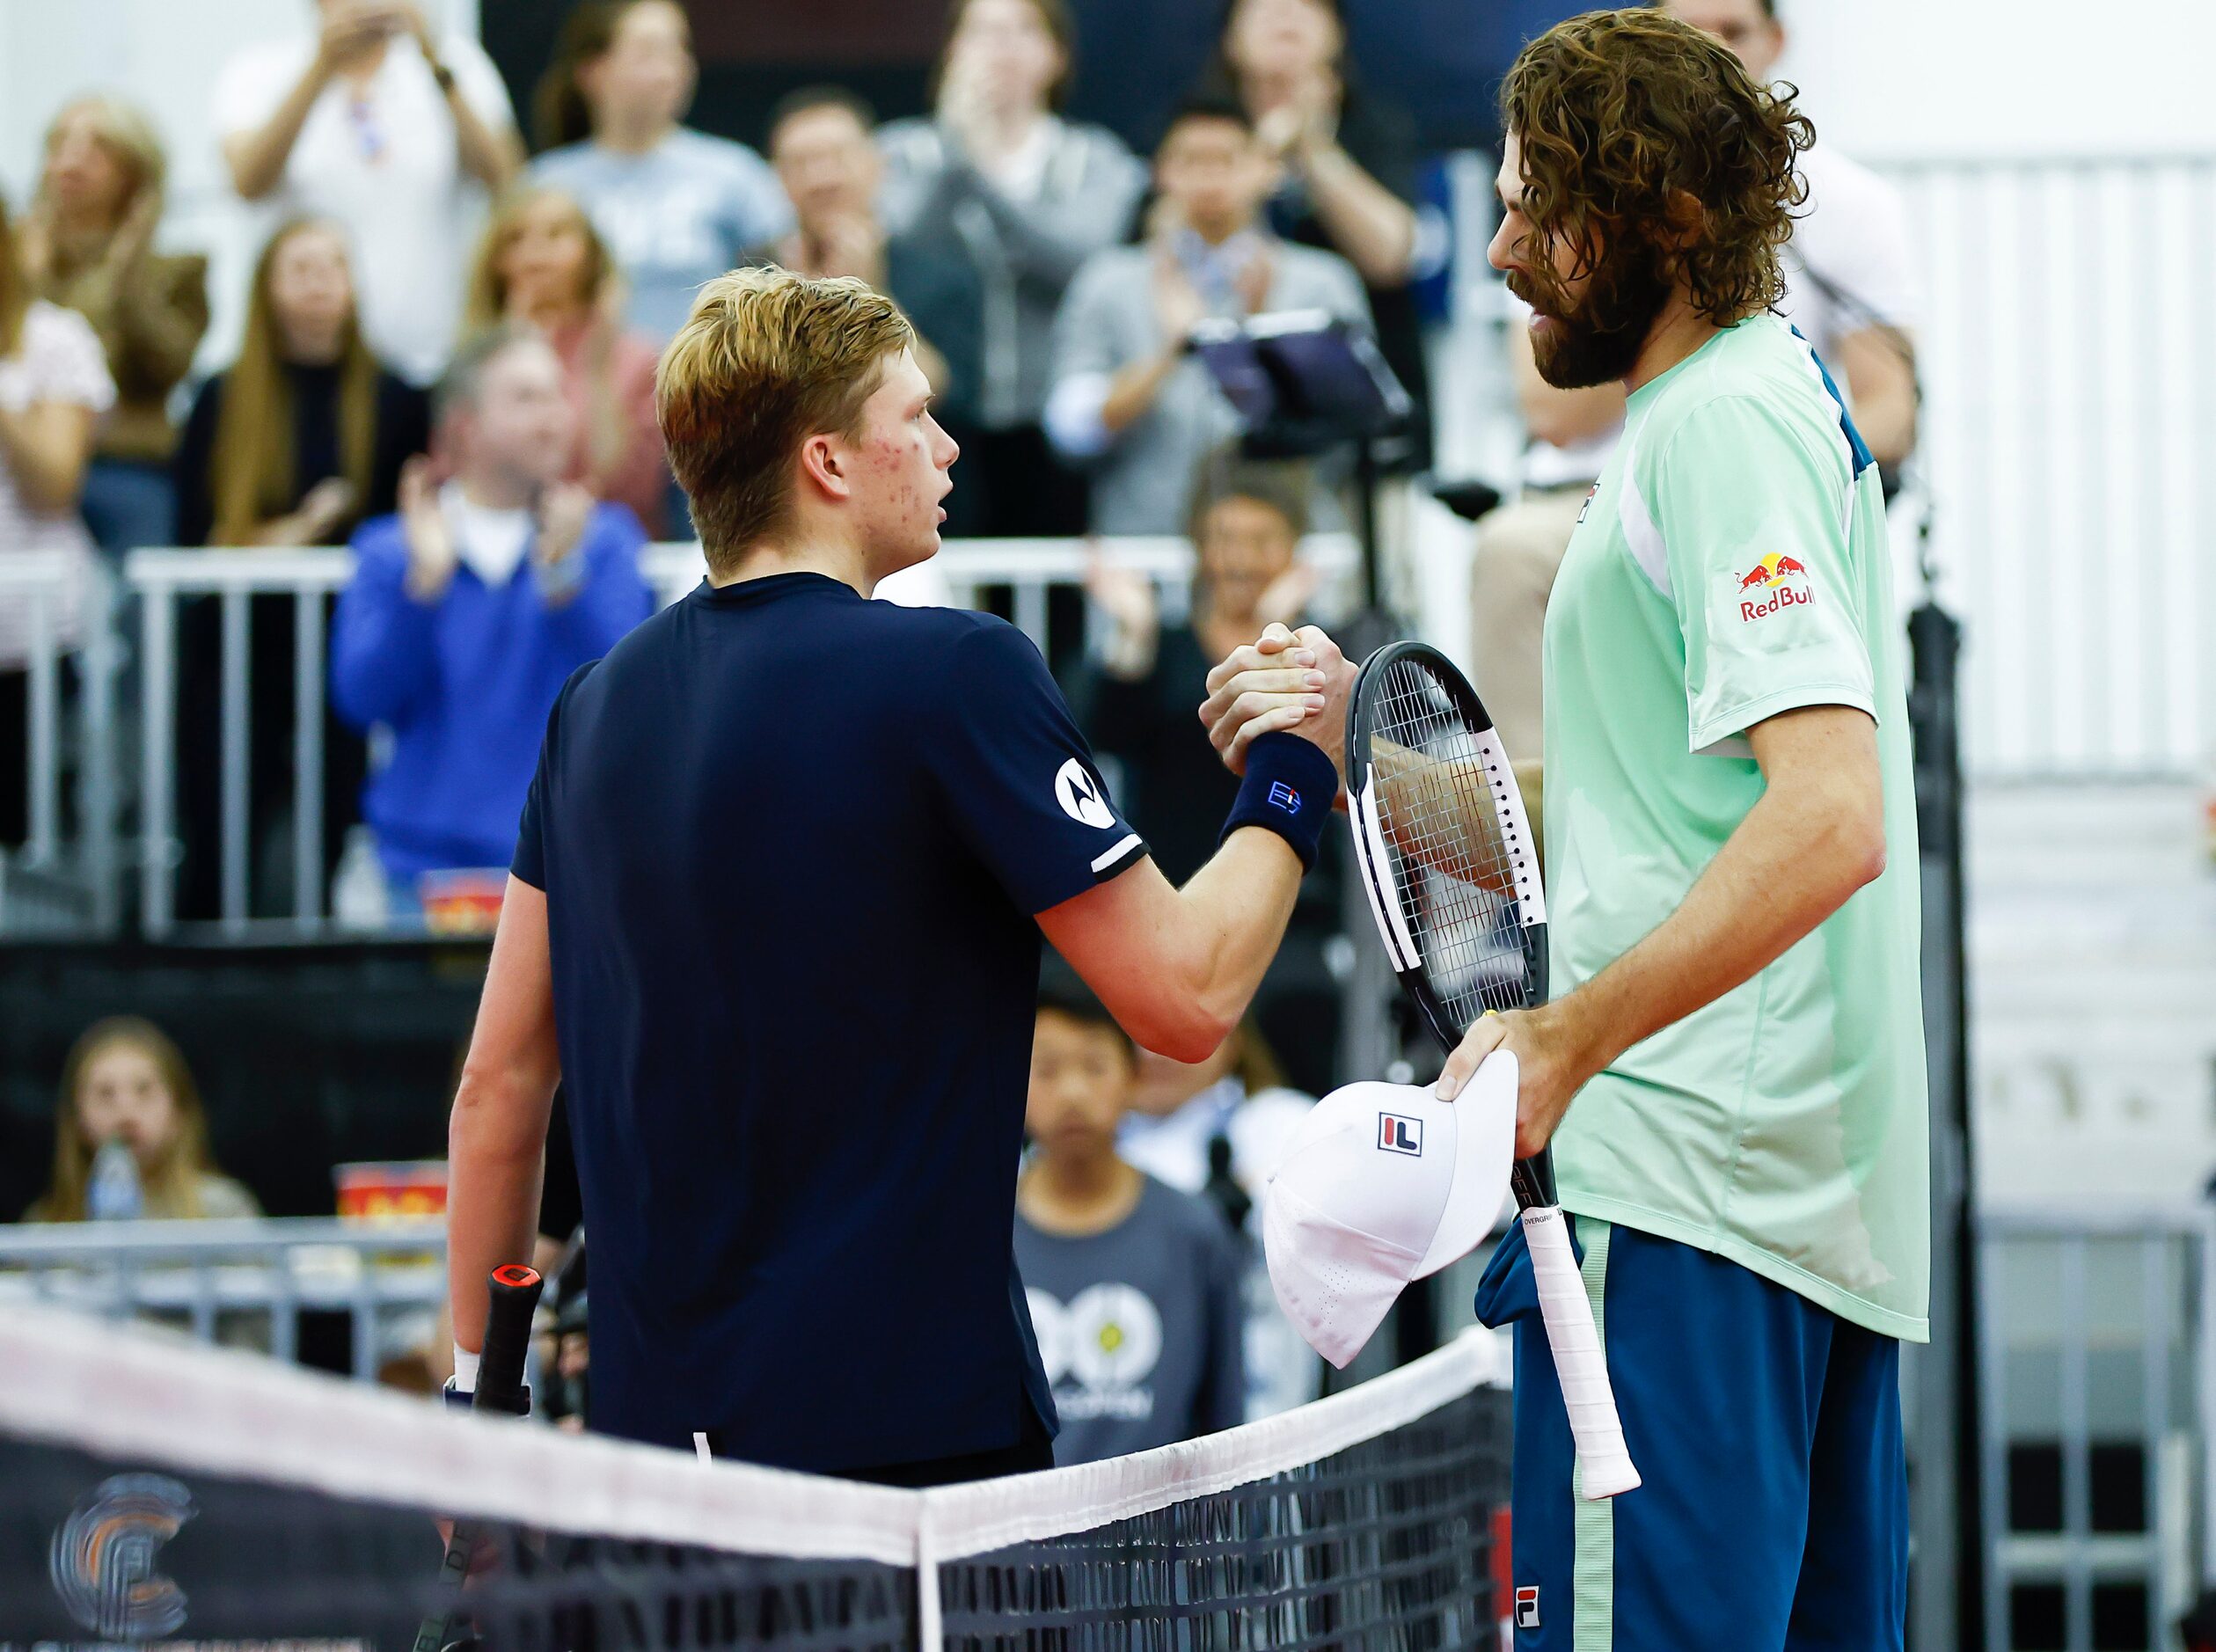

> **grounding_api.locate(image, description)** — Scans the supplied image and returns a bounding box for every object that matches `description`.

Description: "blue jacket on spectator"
[331,503,655,885]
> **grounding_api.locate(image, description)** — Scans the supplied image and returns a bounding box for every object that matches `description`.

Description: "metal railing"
[1978,1205,2213,1651]
[0,1217,448,1382]
[0,552,120,933]
[121,535,1357,942]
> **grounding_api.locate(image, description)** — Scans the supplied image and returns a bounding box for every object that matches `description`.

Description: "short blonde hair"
[657,268,914,576]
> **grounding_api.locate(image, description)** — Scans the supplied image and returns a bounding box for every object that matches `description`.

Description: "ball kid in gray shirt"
[1015,980,1247,1466]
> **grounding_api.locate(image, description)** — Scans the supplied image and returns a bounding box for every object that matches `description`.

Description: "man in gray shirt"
[1016,980,1247,1466]
[1044,99,1371,537]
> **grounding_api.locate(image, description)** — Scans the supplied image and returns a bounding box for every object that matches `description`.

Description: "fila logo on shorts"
[1054,757,1115,829]
[1516,1586,1540,1628]
[1378,1114,1422,1156]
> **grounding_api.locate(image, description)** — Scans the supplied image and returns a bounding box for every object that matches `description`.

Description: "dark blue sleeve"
[512,662,596,892]
[929,621,1149,915]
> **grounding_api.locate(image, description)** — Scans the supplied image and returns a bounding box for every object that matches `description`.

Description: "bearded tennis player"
[440,267,1346,1485]
[1206,12,1927,1647]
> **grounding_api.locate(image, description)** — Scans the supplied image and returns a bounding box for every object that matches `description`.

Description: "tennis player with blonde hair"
[442,267,1349,1484]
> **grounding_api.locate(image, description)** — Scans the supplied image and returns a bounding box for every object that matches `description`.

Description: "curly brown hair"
[1501,9,1813,326]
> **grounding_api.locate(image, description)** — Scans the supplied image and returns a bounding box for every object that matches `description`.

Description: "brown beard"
[1510,236,1675,391]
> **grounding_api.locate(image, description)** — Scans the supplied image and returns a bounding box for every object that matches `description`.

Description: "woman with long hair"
[0,191,113,850]
[26,1017,259,1223]
[174,218,428,548]
[529,0,786,345]
[19,94,207,554]
[461,184,667,535]
[169,218,428,921]
[877,0,1145,536]
[1200,0,1432,464]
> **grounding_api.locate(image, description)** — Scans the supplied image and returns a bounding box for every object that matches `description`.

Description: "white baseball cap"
[1261,1057,1519,1368]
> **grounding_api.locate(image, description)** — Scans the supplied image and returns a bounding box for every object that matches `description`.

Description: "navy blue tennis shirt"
[511,571,1149,1471]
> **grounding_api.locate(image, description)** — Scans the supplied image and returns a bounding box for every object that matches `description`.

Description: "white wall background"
[1779,0,2216,161]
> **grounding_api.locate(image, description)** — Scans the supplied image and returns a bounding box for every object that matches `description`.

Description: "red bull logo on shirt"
[1737,553,1812,623]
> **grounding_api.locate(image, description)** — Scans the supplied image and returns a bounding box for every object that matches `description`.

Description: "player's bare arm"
[445,876,561,1364]
[1438,703,1886,1155]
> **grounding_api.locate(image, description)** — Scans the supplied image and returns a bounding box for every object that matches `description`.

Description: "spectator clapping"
[215,0,523,386]
[878,0,1146,537]
[463,186,669,535]
[22,96,207,554]
[329,326,653,915]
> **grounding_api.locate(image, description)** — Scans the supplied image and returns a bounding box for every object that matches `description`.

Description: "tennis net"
[0,1302,1509,1648]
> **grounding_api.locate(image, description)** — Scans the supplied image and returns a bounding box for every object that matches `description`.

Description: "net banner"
[0,1305,1508,1649]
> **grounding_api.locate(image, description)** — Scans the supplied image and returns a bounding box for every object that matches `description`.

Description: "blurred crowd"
[2,0,1921,1465]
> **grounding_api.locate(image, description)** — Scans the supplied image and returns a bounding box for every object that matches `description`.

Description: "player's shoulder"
[1639,318,1829,451]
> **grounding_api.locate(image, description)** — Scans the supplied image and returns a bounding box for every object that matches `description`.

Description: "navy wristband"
[1220,732,1340,871]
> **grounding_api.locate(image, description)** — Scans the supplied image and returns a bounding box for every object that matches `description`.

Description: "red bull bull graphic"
[1736,552,1813,622]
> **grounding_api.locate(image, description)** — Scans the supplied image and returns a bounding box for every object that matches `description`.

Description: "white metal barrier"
[1883,155,2216,783]
[121,536,1357,941]
[0,552,120,932]
[0,1217,448,1382]
[1978,1205,2215,1651]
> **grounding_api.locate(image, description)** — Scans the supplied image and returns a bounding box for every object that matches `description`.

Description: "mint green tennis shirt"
[1541,315,1929,1341]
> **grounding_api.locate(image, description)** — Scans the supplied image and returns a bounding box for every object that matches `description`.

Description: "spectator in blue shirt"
[330,324,653,912]
[1016,975,1247,1465]
[529,0,789,345]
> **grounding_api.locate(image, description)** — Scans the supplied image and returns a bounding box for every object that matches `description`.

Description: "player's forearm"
[1108,828,1294,1063]
[446,1069,552,1357]
[1541,770,1885,1085]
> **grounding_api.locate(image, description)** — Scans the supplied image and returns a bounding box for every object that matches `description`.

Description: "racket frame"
[1345,640,1639,1498]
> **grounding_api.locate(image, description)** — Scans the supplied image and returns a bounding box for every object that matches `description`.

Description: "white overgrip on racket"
[1470,726,1547,927]
[1519,1204,1640,1499]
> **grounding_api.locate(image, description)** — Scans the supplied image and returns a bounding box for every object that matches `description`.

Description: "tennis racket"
[413,1263,545,1652]
[1345,640,1639,1500]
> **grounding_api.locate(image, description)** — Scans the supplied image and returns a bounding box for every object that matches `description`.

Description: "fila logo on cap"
[1516,1586,1540,1628]
[1377,1114,1422,1156]
[1054,757,1115,829]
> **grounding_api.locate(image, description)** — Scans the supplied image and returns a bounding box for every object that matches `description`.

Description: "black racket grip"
[472,1263,543,1417]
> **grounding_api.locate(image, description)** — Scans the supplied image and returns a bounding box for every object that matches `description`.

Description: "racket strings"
[1371,662,1533,1027]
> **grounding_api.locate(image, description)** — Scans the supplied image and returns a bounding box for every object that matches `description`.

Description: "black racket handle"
[472,1263,544,1418]
[411,1265,545,1652]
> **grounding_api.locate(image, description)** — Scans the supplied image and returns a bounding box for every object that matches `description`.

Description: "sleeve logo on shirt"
[1736,553,1813,623]
[1054,757,1117,829]
[1516,1586,1541,1628]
